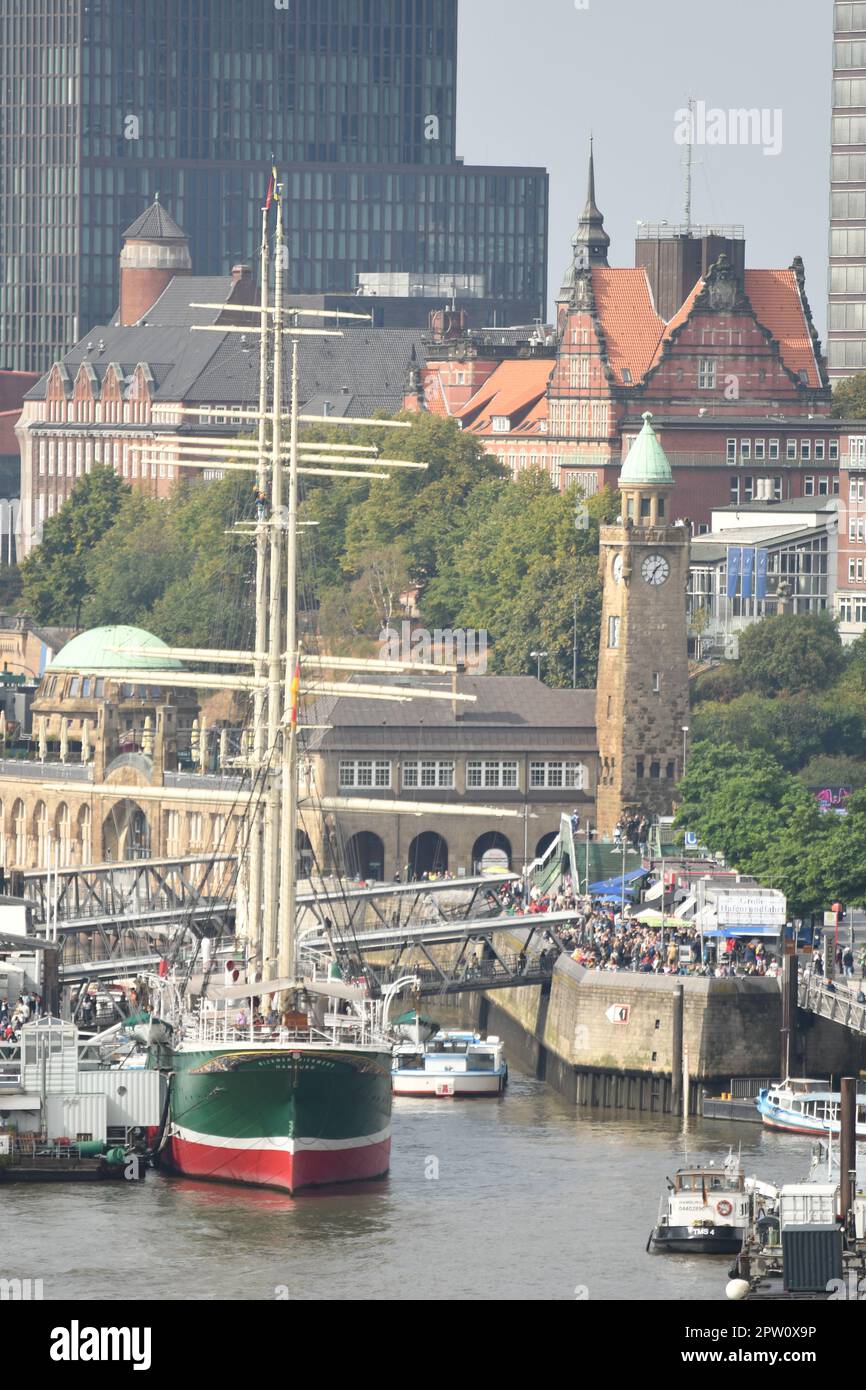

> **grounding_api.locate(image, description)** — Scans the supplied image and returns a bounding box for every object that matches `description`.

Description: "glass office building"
[829,0,866,378]
[0,0,548,372]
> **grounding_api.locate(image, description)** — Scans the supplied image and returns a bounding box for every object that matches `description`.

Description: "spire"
[558,139,610,300]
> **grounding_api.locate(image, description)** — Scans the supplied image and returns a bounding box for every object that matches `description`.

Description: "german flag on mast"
[264,165,279,211]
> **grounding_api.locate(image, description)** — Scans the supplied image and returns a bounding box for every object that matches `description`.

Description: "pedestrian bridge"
[798,972,866,1038]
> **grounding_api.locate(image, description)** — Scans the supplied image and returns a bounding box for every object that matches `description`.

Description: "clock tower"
[594,413,691,836]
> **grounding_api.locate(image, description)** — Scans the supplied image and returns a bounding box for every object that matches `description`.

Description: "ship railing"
[189,1019,375,1047]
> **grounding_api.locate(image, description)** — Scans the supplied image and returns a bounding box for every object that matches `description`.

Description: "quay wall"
[454,930,866,1112]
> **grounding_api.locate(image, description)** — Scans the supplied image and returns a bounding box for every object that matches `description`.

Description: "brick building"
[411,152,838,528]
[15,202,427,556]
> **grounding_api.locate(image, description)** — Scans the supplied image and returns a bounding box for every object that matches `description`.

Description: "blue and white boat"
[392,1030,508,1098]
[756,1077,866,1137]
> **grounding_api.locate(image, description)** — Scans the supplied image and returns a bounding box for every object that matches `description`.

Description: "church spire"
[558,139,610,302]
[574,137,610,268]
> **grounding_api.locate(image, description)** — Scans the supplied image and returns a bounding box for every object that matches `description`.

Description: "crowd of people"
[0,991,45,1041]
[488,877,778,977]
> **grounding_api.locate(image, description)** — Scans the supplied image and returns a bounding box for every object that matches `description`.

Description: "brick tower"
[119,198,192,327]
[594,413,690,836]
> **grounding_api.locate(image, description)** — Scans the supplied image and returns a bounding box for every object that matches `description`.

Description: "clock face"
[641,553,670,586]
[612,554,624,584]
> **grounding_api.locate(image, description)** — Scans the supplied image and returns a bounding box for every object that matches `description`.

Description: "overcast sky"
[457,0,831,338]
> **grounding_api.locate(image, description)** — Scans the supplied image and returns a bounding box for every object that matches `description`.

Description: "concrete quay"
[457,930,866,1114]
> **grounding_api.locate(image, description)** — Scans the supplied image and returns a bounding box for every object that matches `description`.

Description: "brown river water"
[3,1065,821,1302]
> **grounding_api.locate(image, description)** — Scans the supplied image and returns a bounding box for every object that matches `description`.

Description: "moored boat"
[756,1077,866,1137]
[392,1030,507,1097]
[648,1153,752,1255]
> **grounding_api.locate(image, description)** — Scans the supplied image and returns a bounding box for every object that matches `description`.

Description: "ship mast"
[247,197,270,968]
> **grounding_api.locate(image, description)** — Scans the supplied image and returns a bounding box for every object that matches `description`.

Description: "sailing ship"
[60,180,440,1194]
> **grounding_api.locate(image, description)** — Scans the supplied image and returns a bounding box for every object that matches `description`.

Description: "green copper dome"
[619,412,673,487]
[48,625,182,673]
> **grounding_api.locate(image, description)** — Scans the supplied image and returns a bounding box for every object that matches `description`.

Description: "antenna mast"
[684,95,694,234]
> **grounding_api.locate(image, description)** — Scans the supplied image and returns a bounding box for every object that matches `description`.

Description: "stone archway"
[407,831,448,879]
[343,830,385,882]
[472,830,512,875]
[535,830,558,859]
[103,799,151,862]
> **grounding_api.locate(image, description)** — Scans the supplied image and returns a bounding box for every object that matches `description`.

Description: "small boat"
[392,1030,508,1097]
[648,1153,752,1255]
[756,1077,866,1137]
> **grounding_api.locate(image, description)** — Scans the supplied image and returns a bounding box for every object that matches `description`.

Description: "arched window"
[12,800,26,866]
[34,801,49,867]
[56,803,72,866]
[78,805,92,864]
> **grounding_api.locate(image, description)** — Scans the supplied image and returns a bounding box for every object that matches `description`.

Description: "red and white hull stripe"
[162,1124,391,1192]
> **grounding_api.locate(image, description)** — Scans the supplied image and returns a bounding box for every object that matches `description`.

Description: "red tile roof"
[591,268,665,385]
[744,269,821,389]
[458,358,554,434]
[648,279,703,370]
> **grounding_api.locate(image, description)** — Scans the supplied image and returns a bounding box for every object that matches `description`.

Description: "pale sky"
[457,0,831,338]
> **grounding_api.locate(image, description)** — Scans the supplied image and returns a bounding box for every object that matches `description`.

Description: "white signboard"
[716,892,786,927]
[605,1004,630,1025]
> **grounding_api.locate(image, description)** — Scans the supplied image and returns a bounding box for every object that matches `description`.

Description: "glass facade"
[829,1,866,377]
[0,0,548,372]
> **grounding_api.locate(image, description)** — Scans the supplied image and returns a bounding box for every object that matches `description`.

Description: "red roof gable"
[744,269,821,389]
[458,358,554,434]
[591,268,665,385]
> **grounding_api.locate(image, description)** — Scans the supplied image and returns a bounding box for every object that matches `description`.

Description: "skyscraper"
[828,0,866,380]
[0,0,549,373]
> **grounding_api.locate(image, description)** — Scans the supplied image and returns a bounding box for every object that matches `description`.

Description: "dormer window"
[622,368,632,385]
[492,416,510,433]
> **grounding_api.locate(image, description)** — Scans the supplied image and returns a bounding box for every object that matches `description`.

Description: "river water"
[4,1066,823,1303]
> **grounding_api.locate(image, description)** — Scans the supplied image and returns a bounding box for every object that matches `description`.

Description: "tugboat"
[648,1152,752,1254]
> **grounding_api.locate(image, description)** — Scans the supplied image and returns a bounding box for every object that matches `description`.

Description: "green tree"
[831,371,866,418]
[20,467,130,624]
[737,611,845,696]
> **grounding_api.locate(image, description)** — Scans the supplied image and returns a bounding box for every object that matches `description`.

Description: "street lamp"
[530,650,548,682]
[522,806,539,872]
[681,725,690,775]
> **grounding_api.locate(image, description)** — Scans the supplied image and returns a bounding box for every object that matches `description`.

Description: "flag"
[289,662,300,730]
[741,547,755,600]
[264,165,278,210]
[756,548,769,600]
[726,546,741,599]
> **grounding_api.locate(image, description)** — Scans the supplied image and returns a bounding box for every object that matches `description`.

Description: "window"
[652,672,661,693]
[801,440,811,461]
[636,760,645,779]
[650,761,661,779]
[754,439,765,461]
[339,759,391,789]
[769,439,780,460]
[402,760,454,789]
[491,416,509,433]
[730,477,740,504]
[744,477,754,501]
[666,761,676,779]
[804,476,815,496]
[815,441,825,461]
[608,615,621,648]
[465,760,519,789]
[819,477,829,496]
[786,440,797,461]
[530,761,587,789]
[698,358,716,389]
[726,438,737,463]
[740,439,751,461]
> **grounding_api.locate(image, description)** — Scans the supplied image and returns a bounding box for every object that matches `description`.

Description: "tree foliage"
[20,467,130,624]
[831,371,866,418]
[736,611,846,696]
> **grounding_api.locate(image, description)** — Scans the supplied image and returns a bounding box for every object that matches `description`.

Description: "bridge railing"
[799,972,866,1036]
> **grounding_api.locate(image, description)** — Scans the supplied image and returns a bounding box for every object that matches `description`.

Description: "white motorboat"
[392,1030,507,1097]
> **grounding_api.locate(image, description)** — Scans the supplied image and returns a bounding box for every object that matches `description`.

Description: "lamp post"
[522,805,538,872]
[572,596,578,689]
[681,725,690,775]
[530,650,548,683]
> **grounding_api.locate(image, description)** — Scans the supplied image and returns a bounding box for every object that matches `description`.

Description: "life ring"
[716,1199,733,1217]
